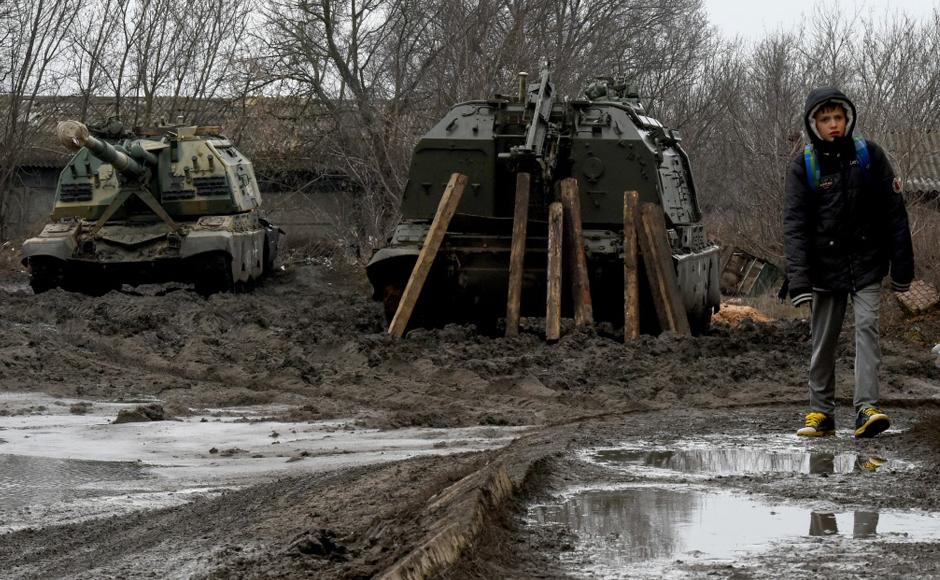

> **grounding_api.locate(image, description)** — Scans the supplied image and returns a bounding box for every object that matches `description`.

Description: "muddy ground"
[1,260,939,579]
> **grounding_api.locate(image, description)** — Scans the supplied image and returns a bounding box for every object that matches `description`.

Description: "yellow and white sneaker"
[797,412,835,437]
[855,407,889,438]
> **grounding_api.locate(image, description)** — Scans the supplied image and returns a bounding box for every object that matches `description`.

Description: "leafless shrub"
[693,6,940,276]
[907,202,940,288]
[0,0,79,240]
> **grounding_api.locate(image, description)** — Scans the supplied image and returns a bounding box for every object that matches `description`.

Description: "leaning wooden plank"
[623,190,640,340]
[546,201,564,342]
[505,172,531,337]
[388,173,468,337]
[637,203,691,335]
[560,178,593,327]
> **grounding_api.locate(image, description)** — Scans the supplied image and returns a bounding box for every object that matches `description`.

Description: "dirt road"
[1,261,939,578]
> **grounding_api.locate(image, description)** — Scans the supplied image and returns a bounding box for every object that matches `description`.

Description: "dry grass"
[724,293,804,320]
[277,230,357,270]
[908,203,940,290]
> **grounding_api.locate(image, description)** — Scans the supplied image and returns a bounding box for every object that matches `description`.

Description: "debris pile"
[112,403,171,424]
[896,280,939,316]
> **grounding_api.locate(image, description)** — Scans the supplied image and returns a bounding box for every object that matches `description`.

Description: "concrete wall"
[5,167,59,239]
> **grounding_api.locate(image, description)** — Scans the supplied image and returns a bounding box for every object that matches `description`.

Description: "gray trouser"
[809,283,882,415]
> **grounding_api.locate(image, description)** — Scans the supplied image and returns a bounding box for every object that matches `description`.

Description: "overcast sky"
[703,0,939,41]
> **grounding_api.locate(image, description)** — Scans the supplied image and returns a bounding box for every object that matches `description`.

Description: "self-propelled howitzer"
[22,120,282,295]
[367,68,721,333]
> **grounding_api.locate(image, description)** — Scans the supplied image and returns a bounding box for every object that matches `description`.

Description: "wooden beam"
[388,173,468,337]
[505,172,530,337]
[637,202,691,335]
[623,190,640,340]
[546,201,563,342]
[560,178,593,327]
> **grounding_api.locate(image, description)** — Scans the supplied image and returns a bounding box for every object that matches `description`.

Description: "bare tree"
[262,0,450,255]
[687,4,940,279]
[3,0,937,285]
[0,0,80,240]
[66,0,123,121]
[853,10,940,199]
[62,0,258,126]
[259,0,725,257]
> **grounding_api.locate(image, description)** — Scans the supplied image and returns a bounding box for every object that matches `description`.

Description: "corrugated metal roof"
[877,131,940,193]
[10,95,337,172]
[19,146,70,168]
[13,96,940,193]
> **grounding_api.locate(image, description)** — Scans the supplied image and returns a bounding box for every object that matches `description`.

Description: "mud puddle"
[0,455,148,511]
[588,447,899,476]
[581,433,913,479]
[528,439,932,578]
[0,392,527,533]
[530,484,940,579]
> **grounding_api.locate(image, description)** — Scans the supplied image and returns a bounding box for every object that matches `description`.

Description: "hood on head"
[803,87,857,144]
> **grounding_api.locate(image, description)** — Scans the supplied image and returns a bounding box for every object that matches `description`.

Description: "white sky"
[703,0,939,41]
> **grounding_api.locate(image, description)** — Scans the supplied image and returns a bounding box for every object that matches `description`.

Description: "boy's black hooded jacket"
[784,87,914,305]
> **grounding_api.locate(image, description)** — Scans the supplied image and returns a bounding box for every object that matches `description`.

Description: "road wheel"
[382,284,403,325]
[689,308,713,336]
[28,257,64,294]
[193,253,234,296]
[263,240,276,277]
[75,278,117,297]
[381,284,439,329]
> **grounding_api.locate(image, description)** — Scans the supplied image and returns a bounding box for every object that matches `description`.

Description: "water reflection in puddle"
[531,486,940,578]
[0,454,148,513]
[590,448,892,475]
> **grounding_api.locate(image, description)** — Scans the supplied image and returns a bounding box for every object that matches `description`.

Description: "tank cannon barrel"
[56,120,153,175]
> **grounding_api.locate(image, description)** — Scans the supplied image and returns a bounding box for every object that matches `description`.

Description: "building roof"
[877,131,940,194]
[11,94,337,173]
[14,96,940,195]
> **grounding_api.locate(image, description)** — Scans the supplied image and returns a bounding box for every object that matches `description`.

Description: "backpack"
[803,137,871,191]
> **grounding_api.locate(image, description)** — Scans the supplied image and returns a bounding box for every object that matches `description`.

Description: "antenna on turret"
[517,72,528,103]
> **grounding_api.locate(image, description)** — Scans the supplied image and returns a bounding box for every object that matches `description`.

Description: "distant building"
[878,131,940,200]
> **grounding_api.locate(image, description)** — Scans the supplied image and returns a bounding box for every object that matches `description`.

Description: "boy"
[783,87,914,438]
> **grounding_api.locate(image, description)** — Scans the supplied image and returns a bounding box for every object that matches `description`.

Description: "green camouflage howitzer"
[367,66,720,334]
[22,119,282,295]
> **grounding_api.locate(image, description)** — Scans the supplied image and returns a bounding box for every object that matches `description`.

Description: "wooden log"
[623,190,640,340]
[388,173,468,337]
[505,172,531,337]
[637,202,691,335]
[546,202,564,342]
[560,178,593,327]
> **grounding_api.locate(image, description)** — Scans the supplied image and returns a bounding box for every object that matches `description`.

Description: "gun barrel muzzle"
[56,120,146,175]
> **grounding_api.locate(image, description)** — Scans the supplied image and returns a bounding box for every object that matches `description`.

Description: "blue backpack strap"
[854,137,870,179]
[803,144,819,191]
[805,139,871,191]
